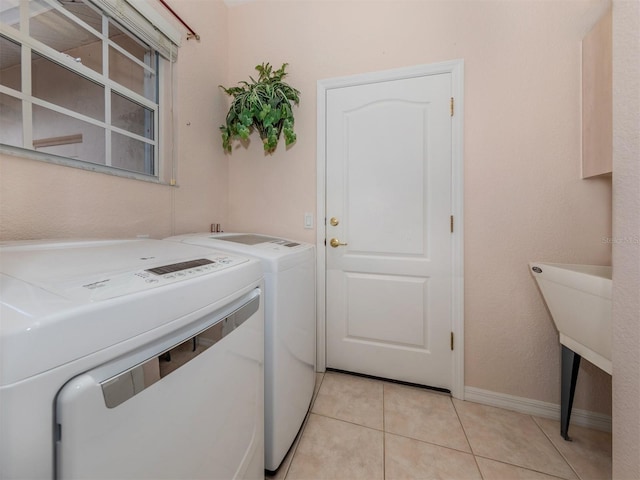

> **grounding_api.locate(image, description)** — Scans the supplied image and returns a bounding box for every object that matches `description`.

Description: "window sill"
[0,145,177,187]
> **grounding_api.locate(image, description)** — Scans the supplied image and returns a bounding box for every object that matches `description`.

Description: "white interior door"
[325,71,454,389]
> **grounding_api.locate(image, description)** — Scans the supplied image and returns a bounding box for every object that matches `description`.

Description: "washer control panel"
[65,255,247,302]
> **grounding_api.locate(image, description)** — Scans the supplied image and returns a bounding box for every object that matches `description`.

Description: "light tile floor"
[267,371,611,480]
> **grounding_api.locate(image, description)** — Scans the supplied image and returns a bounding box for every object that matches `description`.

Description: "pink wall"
[224,0,613,413]
[0,0,229,240]
[612,0,640,477]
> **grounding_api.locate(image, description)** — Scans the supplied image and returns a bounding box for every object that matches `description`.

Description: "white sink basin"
[530,262,612,375]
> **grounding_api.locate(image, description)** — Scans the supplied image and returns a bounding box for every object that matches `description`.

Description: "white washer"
[0,239,265,480]
[164,233,315,472]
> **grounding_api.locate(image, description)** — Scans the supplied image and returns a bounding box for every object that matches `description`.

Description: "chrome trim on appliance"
[101,292,260,408]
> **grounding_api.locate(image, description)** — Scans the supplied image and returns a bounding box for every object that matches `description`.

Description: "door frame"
[316,60,465,399]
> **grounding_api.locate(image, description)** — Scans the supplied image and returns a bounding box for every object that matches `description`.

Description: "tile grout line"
[451,396,486,480]
[453,399,581,480]
[384,388,485,454]
[309,410,385,432]
[282,373,326,480]
[531,415,583,480]
[473,454,572,480]
[382,382,386,480]
[280,414,306,479]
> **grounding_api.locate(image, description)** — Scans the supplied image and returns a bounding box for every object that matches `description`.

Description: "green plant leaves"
[219,62,300,154]
[283,118,296,146]
[239,110,253,127]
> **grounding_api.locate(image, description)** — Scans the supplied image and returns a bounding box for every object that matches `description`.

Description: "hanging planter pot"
[219,63,300,154]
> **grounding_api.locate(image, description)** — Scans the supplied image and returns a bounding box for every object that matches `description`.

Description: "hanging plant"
[219,62,300,154]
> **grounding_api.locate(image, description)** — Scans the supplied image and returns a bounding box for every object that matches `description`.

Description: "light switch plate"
[304,212,313,229]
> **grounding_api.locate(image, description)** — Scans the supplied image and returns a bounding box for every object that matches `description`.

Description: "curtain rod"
[157,0,200,40]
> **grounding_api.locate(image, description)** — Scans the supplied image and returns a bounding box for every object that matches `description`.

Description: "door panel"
[345,99,428,255]
[344,272,428,347]
[326,73,453,389]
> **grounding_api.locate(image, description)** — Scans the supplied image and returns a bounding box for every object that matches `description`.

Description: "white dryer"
[164,233,315,472]
[0,239,265,480]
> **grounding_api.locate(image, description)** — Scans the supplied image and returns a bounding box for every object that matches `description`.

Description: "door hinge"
[450,331,454,350]
[450,215,454,233]
[450,97,454,117]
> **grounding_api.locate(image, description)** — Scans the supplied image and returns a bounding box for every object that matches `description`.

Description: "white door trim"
[316,60,465,399]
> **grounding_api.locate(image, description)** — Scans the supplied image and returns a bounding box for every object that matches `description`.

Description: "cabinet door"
[582,9,612,178]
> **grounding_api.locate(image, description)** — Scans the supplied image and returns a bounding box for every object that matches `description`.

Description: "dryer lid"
[217,234,301,248]
[164,233,315,273]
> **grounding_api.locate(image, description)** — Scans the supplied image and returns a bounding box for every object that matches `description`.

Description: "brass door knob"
[330,238,348,248]
[330,217,339,226]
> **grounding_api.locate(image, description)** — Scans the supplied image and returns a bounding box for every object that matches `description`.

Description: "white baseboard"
[464,386,612,433]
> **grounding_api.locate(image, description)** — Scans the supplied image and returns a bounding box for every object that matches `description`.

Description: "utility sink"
[529,262,612,374]
[529,262,612,440]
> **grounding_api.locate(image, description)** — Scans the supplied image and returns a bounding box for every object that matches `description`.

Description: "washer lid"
[0,239,261,385]
[0,239,249,302]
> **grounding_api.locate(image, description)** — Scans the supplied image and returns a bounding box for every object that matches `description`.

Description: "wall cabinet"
[582,9,612,178]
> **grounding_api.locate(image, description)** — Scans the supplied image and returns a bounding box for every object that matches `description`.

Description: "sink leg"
[561,345,581,441]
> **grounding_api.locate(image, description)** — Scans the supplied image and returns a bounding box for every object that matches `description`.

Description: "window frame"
[0,0,179,184]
